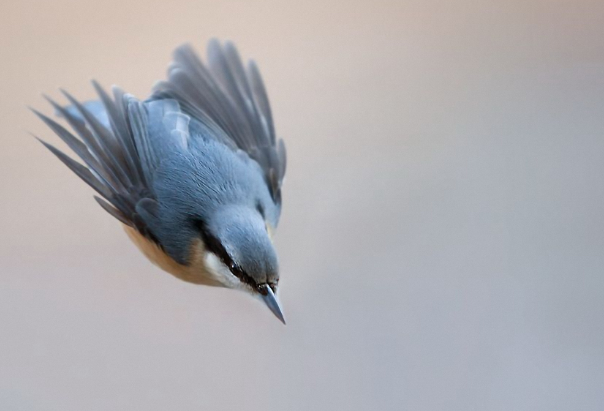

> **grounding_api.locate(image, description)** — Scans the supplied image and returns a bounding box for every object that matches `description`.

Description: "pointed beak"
[259,285,286,325]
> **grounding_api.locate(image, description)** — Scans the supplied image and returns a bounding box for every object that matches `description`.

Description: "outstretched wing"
[153,40,286,204]
[32,82,186,241]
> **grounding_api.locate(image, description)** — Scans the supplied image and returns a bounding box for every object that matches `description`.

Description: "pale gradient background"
[1,0,603,410]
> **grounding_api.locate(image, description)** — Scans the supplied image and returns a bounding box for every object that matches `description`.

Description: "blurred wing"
[153,40,286,204]
[32,82,187,241]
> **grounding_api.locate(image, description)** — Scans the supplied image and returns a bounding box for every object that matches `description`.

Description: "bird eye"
[225,259,257,288]
[227,260,244,277]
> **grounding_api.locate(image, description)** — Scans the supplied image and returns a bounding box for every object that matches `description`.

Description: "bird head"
[198,205,284,323]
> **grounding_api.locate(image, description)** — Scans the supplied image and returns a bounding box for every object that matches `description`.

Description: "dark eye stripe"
[194,219,258,288]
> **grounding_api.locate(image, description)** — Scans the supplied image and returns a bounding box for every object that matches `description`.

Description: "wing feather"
[153,40,286,203]
[33,82,188,240]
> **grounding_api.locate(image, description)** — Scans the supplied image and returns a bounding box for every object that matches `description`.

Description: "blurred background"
[1,0,604,410]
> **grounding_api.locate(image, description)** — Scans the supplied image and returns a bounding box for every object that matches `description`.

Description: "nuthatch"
[32,40,287,323]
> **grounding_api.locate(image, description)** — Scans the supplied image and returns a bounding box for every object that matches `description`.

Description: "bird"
[31,40,288,323]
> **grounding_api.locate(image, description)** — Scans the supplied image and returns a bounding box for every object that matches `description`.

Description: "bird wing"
[32,82,187,242]
[152,40,286,205]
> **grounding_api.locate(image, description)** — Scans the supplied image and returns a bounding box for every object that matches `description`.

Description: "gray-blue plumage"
[147,133,281,267]
[33,40,286,294]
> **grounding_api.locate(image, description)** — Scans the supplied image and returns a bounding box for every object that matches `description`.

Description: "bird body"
[33,40,287,323]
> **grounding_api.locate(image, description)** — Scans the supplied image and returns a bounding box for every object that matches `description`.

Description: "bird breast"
[123,225,224,287]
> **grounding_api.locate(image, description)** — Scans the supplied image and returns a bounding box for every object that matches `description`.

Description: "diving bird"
[31,40,287,323]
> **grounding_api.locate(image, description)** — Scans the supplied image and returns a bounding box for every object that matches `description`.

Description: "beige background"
[1,0,604,410]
